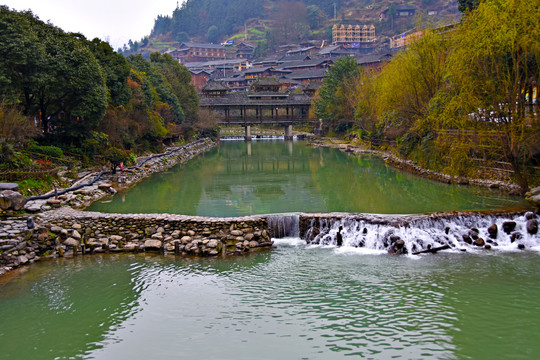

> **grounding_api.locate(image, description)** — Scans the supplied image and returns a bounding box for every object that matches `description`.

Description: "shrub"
[104,147,129,174]
[27,144,64,159]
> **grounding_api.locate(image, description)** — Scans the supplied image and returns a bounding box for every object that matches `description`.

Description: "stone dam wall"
[41,207,273,256]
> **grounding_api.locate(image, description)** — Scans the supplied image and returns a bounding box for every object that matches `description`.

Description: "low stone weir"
[37,207,273,256]
[2,208,540,276]
[299,211,540,254]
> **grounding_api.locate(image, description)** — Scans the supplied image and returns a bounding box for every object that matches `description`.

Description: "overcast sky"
[2,0,183,50]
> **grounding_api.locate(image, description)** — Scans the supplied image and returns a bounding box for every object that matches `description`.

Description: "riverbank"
[0,138,219,276]
[22,138,216,212]
[308,138,525,195]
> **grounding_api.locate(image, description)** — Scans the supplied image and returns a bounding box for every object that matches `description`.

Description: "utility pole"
[334,3,337,20]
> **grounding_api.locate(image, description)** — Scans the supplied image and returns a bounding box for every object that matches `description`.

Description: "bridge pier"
[284,124,293,140]
[244,125,252,141]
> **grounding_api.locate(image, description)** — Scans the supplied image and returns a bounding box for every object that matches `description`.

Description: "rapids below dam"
[1,140,540,359]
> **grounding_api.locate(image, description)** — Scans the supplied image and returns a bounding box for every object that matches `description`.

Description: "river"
[1,140,538,359]
[87,141,527,215]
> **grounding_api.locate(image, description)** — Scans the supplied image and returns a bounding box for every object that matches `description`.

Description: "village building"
[332,24,376,46]
[189,69,213,93]
[235,42,255,59]
[379,5,417,20]
[176,42,228,63]
[389,30,423,49]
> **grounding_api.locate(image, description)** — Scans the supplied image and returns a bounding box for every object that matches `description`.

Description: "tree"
[128,55,184,124]
[314,56,359,132]
[149,52,199,123]
[104,146,128,174]
[373,29,449,137]
[307,5,327,29]
[207,25,219,43]
[270,1,308,45]
[85,38,131,107]
[447,0,540,192]
[458,0,480,13]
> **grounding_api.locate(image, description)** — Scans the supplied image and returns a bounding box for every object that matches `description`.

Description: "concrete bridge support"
[245,125,252,141]
[284,124,293,140]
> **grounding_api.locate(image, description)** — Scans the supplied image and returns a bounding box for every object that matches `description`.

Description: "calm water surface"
[1,243,539,359]
[88,141,526,216]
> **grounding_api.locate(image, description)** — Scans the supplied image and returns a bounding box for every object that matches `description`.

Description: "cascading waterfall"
[299,211,540,254]
[267,214,300,238]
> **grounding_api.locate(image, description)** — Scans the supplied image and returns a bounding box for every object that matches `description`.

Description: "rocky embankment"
[309,139,524,194]
[21,138,216,212]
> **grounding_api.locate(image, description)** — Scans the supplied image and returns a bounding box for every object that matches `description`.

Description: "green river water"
[1,140,538,359]
[88,141,527,215]
[1,245,540,359]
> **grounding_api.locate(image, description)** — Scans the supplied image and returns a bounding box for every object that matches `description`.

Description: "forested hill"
[143,0,459,52]
[151,0,339,41]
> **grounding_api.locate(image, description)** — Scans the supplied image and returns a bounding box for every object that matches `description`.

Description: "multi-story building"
[176,42,228,63]
[332,24,376,46]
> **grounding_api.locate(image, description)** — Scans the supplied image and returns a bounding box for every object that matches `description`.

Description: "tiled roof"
[202,80,229,91]
[199,92,312,106]
[179,42,226,50]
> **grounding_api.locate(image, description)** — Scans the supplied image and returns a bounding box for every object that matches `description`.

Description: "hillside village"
[140,1,461,95]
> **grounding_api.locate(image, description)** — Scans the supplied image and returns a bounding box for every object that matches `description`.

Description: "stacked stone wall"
[41,208,273,257]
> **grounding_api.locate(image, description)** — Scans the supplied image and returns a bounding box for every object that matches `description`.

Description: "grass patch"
[17,176,55,197]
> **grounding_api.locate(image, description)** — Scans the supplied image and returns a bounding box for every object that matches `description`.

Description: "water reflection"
[87,141,527,216]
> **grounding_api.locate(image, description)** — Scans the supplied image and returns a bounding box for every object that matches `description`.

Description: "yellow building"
[332,24,376,45]
[389,30,423,49]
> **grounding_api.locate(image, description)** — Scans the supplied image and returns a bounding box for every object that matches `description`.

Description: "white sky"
[2,0,183,50]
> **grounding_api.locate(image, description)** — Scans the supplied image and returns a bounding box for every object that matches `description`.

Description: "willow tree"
[372,29,449,141]
[447,0,540,192]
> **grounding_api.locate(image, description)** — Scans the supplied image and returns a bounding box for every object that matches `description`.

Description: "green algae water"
[88,141,526,216]
[1,244,540,359]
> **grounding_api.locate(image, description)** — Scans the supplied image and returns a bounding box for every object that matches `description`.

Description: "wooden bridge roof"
[199,92,312,107]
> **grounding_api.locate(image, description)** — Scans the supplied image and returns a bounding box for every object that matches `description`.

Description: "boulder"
[502,221,516,234]
[525,212,536,220]
[474,238,485,247]
[487,224,498,238]
[231,230,243,236]
[462,235,473,245]
[0,183,19,191]
[17,255,28,265]
[181,236,192,244]
[63,237,80,247]
[207,239,219,248]
[71,230,82,240]
[527,219,538,235]
[144,239,162,250]
[0,190,27,211]
[525,187,540,207]
[249,241,259,248]
[110,235,123,242]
